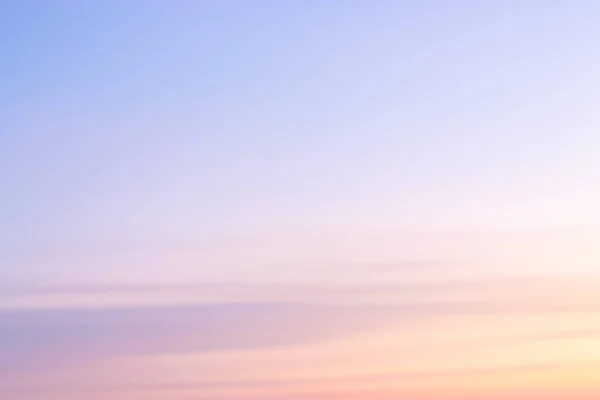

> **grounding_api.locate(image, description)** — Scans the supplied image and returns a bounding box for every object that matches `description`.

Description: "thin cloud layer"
[3,279,600,374]
[0,301,431,375]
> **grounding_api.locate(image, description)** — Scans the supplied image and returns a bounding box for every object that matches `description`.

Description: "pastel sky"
[2,1,600,399]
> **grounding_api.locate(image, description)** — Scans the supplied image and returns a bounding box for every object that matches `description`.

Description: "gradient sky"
[2,1,600,399]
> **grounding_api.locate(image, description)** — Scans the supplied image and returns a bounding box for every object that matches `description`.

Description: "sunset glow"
[2,1,600,399]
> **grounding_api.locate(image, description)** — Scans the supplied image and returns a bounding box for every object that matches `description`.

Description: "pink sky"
[3,1,600,399]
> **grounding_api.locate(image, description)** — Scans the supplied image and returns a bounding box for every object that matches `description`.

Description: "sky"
[1,1,600,399]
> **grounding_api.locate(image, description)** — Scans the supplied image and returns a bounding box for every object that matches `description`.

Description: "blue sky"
[2,1,600,283]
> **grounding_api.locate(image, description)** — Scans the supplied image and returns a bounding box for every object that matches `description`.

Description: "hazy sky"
[2,1,600,399]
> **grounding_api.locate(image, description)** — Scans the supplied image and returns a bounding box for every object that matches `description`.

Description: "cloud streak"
[0,301,435,375]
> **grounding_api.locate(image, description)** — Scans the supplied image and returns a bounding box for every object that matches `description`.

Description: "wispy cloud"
[0,301,430,375]
[16,359,600,396]
[3,281,600,372]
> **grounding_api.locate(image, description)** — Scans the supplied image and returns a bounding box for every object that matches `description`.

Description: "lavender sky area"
[2,2,600,399]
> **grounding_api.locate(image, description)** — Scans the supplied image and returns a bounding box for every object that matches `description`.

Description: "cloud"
[0,301,433,376]
[21,359,600,395]
[2,276,599,382]
[3,292,600,400]
[4,275,598,305]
